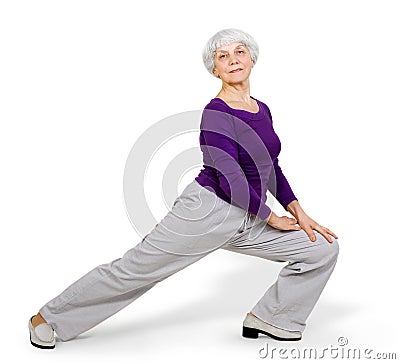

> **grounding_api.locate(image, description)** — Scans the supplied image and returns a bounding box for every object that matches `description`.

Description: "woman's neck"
[216,82,252,103]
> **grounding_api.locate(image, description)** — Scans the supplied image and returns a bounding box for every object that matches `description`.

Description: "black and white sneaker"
[28,316,55,349]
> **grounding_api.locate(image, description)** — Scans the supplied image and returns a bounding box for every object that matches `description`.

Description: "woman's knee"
[305,231,339,266]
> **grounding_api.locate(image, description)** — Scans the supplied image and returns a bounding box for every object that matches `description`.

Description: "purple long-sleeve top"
[194,96,298,220]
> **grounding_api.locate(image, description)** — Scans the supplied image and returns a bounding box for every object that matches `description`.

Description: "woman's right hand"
[266,211,302,231]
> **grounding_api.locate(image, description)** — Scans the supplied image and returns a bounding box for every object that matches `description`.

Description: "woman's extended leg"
[37,180,247,341]
[221,212,339,333]
[39,238,207,341]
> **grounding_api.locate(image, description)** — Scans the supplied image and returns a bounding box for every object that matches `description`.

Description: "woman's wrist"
[286,200,304,219]
[266,211,276,224]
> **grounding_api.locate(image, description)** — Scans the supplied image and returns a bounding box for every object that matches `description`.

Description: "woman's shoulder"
[251,97,270,111]
[204,98,231,113]
[252,97,273,119]
[200,98,234,132]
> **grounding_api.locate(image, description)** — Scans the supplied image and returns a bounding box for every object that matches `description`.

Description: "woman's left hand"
[296,213,338,244]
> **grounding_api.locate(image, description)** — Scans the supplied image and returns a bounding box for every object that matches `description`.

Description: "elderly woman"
[29,28,339,349]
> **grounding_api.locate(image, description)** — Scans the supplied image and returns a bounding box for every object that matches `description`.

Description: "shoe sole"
[30,333,55,349]
[242,326,301,341]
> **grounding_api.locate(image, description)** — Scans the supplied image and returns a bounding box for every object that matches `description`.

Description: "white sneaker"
[28,316,55,349]
[242,313,302,341]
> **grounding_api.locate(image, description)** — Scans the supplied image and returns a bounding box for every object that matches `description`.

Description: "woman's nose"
[229,56,239,65]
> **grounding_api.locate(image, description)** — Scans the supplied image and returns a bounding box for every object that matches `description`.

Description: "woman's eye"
[219,54,226,58]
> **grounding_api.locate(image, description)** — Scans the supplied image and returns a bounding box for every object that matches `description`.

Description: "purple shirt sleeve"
[200,108,272,220]
[264,104,298,210]
[272,157,298,210]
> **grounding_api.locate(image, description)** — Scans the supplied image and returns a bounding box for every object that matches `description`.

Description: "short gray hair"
[202,28,259,77]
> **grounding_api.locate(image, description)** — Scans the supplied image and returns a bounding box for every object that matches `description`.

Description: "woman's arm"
[271,157,298,210]
[286,199,303,219]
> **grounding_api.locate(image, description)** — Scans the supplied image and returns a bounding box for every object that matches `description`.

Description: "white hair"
[202,28,259,77]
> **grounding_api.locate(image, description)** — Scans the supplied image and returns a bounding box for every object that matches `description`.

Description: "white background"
[1,0,399,362]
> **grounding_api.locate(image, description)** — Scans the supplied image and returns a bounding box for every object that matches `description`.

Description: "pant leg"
[220,211,339,332]
[39,180,247,341]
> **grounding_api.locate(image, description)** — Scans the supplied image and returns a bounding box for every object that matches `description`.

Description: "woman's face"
[213,42,254,83]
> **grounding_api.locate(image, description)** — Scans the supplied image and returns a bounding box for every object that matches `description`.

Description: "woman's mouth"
[230,68,243,73]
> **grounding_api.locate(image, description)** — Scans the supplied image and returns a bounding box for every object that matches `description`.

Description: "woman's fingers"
[296,216,338,244]
[304,226,316,242]
[325,227,338,239]
[315,225,338,244]
[288,217,301,230]
[272,216,301,231]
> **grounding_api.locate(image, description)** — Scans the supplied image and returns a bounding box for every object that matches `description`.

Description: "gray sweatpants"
[39,180,339,341]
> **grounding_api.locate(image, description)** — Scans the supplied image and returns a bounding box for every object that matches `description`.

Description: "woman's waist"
[195,169,267,196]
